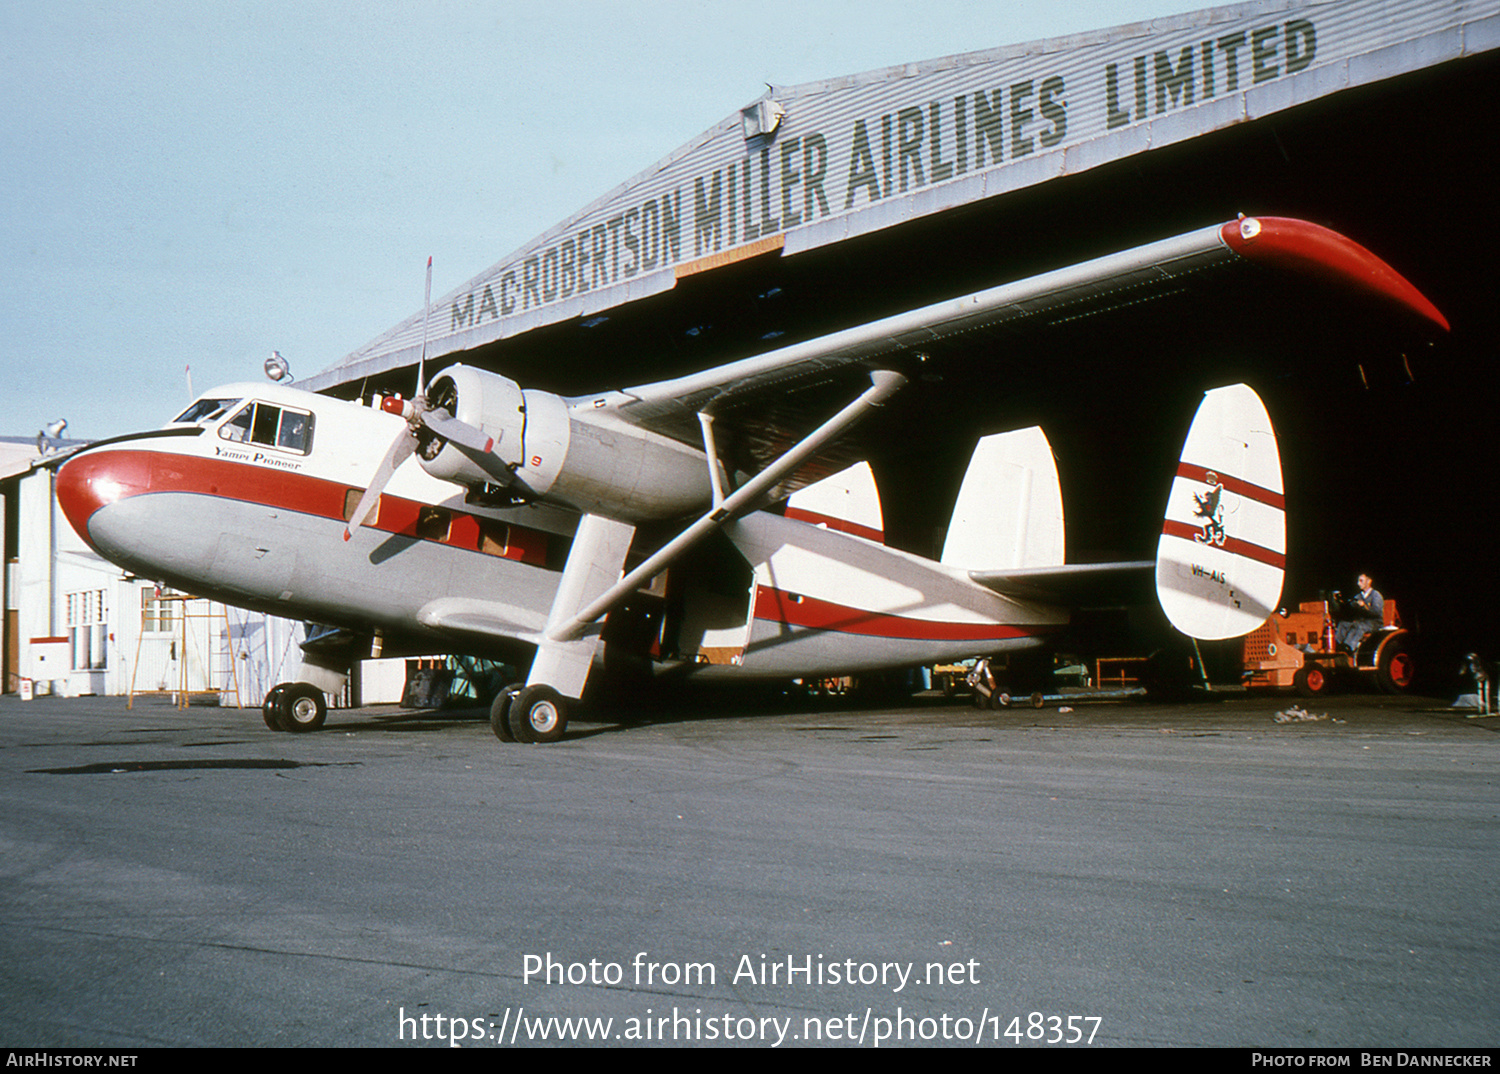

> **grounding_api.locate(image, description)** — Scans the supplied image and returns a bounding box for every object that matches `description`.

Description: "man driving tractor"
[1335,573,1384,652]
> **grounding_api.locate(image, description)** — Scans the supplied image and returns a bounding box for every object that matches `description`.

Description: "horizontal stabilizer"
[970,560,1153,605]
[1156,383,1285,640]
[941,426,1064,571]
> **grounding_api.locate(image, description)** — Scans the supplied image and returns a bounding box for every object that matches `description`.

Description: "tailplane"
[1156,383,1285,640]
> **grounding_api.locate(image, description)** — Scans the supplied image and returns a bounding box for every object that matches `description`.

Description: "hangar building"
[303,0,1499,674]
[8,0,1496,697]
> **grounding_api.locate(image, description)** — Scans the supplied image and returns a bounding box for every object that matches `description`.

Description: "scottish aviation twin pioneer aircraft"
[56,217,1447,742]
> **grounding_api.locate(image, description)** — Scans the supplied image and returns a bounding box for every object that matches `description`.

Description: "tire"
[1293,663,1332,697]
[280,683,328,733]
[262,684,290,731]
[489,682,525,742]
[1375,639,1415,694]
[507,685,569,744]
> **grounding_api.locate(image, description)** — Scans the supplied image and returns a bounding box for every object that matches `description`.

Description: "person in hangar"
[1334,573,1385,652]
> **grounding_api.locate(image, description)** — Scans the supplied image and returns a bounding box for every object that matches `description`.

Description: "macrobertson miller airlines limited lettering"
[449,17,1317,328]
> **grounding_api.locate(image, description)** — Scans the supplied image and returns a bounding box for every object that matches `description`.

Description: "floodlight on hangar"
[264,351,294,383]
[740,98,784,141]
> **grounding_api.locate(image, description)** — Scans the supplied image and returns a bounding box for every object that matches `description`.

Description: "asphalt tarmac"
[0,687,1495,1049]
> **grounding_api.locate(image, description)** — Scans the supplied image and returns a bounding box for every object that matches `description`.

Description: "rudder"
[1156,383,1285,640]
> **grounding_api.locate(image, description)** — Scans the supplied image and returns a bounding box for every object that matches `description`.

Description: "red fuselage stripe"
[752,587,1053,642]
[782,506,885,544]
[1159,519,1286,569]
[61,448,550,564]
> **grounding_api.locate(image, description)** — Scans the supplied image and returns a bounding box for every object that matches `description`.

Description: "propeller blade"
[420,408,494,455]
[343,430,416,541]
[416,256,432,398]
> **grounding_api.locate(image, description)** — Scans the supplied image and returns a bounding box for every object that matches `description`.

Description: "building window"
[141,588,176,633]
[67,589,107,671]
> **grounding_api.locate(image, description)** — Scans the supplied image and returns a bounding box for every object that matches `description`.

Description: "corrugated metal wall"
[306,0,1499,392]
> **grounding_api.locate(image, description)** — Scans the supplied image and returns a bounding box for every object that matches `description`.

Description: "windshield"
[171,397,240,425]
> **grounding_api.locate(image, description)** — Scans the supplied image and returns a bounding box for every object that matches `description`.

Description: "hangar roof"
[303,0,1497,394]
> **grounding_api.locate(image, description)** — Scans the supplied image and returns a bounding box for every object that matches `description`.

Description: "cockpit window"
[219,401,315,455]
[277,408,312,451]
[172,398,239,425]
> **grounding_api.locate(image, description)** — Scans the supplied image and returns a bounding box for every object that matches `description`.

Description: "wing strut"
[545,369,907,650]
[697,411,729,507]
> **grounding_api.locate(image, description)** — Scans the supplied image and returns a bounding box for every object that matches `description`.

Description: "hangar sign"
[314,0,1493,389]
[449,16,1318,328]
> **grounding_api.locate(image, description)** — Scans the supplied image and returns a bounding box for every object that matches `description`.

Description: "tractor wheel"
[1293,664,1333,697]
[1376,639,1416,694]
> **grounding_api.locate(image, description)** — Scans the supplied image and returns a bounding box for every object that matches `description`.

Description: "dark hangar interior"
[344,50,1499,687]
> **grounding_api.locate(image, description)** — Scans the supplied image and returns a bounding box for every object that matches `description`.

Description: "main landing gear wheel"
[279,683,328,733]
[507,685,569,744]
[489,682,525,742]
[1294,664,1332,698]
[262,684,290,731]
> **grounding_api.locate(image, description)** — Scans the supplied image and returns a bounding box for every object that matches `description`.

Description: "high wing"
[593,216,1447,490]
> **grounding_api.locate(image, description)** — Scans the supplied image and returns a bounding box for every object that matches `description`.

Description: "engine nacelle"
[419,365,711,520]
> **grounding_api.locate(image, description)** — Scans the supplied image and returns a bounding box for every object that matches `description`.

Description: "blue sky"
[1,0,1204,441]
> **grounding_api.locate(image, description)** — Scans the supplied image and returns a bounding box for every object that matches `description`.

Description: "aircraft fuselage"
[55,381,1066,687]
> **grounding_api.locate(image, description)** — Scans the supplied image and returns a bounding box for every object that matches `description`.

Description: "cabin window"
[477,519,510,557]
[343,489,368,524]
[416,506,451,542]
[219,401,315,455]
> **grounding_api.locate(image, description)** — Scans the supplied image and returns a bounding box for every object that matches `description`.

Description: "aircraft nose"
[55,449,152,546]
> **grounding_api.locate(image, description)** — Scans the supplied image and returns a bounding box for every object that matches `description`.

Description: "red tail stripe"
[1160,519,1286,569]
[1175,462,1285,510]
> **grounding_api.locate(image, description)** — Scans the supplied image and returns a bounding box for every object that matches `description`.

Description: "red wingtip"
[343,528,352,542]
[1221,217,1449,333]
